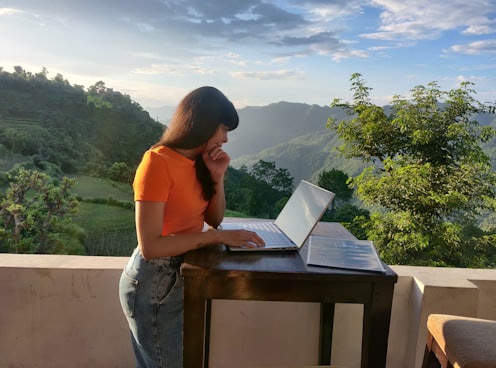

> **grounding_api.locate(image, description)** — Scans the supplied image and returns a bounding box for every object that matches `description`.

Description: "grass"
[71,175,133,201]
[71,201,135,233]
[69,176,136,256]
[71,201,136,256]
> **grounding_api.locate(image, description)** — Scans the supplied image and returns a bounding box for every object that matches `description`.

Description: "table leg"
[204,299,212,367]
[362,284,395,368]
[319,302,334,364]
[183,276,209,368]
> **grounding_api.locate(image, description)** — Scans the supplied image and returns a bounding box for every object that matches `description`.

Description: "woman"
[119,86,264,368]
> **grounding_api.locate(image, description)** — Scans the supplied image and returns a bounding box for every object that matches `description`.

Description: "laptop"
[222,180,335,251]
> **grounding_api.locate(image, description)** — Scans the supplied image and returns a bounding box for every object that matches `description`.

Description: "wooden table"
[181,221,397,368]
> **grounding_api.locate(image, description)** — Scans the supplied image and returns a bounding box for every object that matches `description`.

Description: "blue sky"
[1,0,495,109]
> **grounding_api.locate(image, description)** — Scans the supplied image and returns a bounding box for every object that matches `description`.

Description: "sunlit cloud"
[0,7,23,15]
[454,75,487,83]
[132,62,221,76]
[462,24,496,36]
[450,40,496,55]
[362,0,496,41]
[231,69,305,80]
[303,0,364,21]
[330,49,368,61]
[224,53,247,66]
[132,64,185,76]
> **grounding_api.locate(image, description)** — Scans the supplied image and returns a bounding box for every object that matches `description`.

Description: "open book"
[306,235,387,273]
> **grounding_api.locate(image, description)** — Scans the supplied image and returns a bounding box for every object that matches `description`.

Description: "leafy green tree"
[328,73,496,267]
[318,169,353,209]
[107,162,133,183]
[318,169,369,238]
[0,168,82,254]
[332,204,370,240]
[250,160,294,218]
[225,166,257,215]
[251,160,294,196]
[224,161,295,218]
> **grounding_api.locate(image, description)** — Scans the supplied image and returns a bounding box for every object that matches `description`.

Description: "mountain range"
[147,102,496,184]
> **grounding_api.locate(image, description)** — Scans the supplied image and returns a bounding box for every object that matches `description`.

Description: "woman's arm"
[204,175,226,227]
[202,142,229,227]
[136,200,264,259]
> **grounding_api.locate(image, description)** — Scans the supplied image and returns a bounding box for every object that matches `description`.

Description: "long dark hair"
[153,86,238,200]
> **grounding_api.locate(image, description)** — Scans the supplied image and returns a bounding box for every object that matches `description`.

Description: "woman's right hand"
[220,229,265,248]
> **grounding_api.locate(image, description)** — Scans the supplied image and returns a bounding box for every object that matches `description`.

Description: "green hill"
[0,67,164,174]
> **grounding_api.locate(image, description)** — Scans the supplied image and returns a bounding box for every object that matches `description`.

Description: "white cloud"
[136,22,154,32]
[454,75,486,83]
[363,0,496,40]
[230,69,304,80]
[132,62,221,76]
[0,7,23,15]
[450,40,496,55]
[301,0,363,21]
[224,53,247,66]
[328,48,368,61]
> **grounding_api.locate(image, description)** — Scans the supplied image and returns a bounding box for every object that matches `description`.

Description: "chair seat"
[426,314,496,368]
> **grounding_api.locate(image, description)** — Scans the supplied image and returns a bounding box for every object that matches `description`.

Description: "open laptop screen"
[274,181,335,247]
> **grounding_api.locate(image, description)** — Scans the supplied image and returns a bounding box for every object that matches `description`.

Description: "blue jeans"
[119,247,184,368]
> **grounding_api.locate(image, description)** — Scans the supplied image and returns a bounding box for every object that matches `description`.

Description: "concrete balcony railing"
[1,253,495,368]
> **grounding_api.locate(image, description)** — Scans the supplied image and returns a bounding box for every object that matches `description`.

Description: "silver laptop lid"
[274,180,335,247]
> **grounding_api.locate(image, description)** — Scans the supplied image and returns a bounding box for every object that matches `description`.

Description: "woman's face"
[204,124,229,153]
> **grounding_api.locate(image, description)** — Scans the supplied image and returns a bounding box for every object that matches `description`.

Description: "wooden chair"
[422,314,496,368]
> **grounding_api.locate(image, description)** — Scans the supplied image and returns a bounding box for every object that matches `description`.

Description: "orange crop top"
[133,146,208,236]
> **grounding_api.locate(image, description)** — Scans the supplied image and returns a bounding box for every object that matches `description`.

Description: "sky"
[1,0,496,109]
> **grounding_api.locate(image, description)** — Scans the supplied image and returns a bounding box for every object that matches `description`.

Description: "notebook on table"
[222,180,335,252]
[306,235,387,273]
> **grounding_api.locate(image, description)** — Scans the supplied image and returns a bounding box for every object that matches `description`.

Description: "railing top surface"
[0,253,129,270]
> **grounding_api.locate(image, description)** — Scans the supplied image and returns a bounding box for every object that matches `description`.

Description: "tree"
[250,160,294,218]
[0,168,82,254]
[224,161,295,219]
[251,160,294,196]
[318,169,369,238]
[107,162,133,183]
[328,73,496,267]
[318,169,353,210]
[13,65,28,78]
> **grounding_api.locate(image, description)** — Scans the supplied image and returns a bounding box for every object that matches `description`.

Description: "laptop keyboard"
[247,222,290,246]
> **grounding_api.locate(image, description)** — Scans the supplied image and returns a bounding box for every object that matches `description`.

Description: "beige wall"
[1,254,496,368]
[0,255,134,368]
